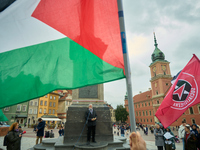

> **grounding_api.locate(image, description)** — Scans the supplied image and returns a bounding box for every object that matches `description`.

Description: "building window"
[150,119,152,122]
[4,107,10,111]
[189,107,194,114]
[39,108,42,114]
[146,111,148,116]
[182,118,186,122]
[29,109,32,114]
[149,102,150,106]
[166,83,168,86]
[53,102,56,107]
[143,111,145,116]
[45,95,47,98]
[140,119,142,122]
[144,119,145,122]
[34,109,37,114]
[49,109,51,114]
[35,102,38,106]
[53,109,55,114]
[136,112,138,116]
[142,103,143,107]
[136,105,137,108]
[40,100,43,105]
[157,100,159,104]
[50,102,52,106]
[44,101,47,106]
[20,119,23,124]
[156,91,158,95]
[22,105,26,111]
[138,104,140,108]
[54,96,56,100]
[147,119,148,122]
[145,103,147,106]
[16,105,21,111]
[30,101,33,106]
[50,96,52,99]
[149,111,151,116]
[44,109,46,114]
[192,118,196,124]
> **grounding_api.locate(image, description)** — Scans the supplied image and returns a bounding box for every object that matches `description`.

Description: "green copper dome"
[151,33,165,62]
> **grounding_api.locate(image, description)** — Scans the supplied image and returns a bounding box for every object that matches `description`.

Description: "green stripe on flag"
[0,37,125,108]
[0,109,8,121]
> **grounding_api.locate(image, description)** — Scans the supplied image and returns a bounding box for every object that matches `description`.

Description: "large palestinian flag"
[0,0,125,108]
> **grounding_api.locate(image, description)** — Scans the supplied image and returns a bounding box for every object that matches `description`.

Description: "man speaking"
[85,104,97,144]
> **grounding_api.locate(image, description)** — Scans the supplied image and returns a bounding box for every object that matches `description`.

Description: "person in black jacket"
[85,104,97,144]
[7,122,22,150]
[36,118,45,144]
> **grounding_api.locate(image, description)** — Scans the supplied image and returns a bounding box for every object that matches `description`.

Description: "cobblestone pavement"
[0,127,183,150]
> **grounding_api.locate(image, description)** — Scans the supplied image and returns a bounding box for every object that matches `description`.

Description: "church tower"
[149,33,173,122]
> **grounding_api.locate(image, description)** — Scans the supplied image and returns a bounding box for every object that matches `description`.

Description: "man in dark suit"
[36,118,45,144]
[85,104,97,144]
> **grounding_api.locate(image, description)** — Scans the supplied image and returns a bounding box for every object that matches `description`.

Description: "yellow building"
[37,91,60,120]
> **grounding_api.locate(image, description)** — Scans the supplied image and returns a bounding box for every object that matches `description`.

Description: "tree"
[115,105,129,123]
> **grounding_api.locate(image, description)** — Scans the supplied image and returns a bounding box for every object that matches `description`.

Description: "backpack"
[3,132,9,146]
[3,131,14,146]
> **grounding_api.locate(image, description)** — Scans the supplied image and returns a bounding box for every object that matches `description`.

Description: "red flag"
[155,54,200,128]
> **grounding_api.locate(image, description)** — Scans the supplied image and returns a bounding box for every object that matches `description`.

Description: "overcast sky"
[104,0,200,109]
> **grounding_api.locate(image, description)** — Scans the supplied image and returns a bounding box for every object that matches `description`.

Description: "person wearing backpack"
[5,122,22,150]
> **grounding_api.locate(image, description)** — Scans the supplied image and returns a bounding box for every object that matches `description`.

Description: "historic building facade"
[27,98,39,125]
[37,91,60,119]
[3,101,29,126]
[107,104,116,123]
[125,34,200,126]
[57,90,72,123]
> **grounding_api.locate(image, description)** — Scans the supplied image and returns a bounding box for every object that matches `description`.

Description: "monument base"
[33,136,130,150]
[64,104,113,143]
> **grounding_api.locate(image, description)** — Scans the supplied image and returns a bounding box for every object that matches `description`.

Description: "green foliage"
[115,105,129,123]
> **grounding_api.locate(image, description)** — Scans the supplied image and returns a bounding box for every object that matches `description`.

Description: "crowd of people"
[3,118,200,150]
[113,123,131,137]
[114,120,200,150]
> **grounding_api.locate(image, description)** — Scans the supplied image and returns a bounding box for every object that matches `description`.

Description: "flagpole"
[117,0,136,132]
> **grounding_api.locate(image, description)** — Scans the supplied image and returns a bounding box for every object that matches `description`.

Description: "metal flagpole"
[117,0,136,132]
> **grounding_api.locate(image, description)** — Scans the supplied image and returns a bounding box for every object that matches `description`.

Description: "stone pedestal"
[64,104,113,144]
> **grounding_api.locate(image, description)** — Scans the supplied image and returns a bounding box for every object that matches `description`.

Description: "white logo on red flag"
[171,72,198,110]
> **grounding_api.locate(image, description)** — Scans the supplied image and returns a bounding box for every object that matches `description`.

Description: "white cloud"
[104,0,200,109]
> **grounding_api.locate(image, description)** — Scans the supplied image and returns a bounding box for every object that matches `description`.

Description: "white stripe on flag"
[0,0,65,53]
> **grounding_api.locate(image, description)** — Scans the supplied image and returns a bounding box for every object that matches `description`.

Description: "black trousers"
[157,146,163,150]
[87,126,96,142]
